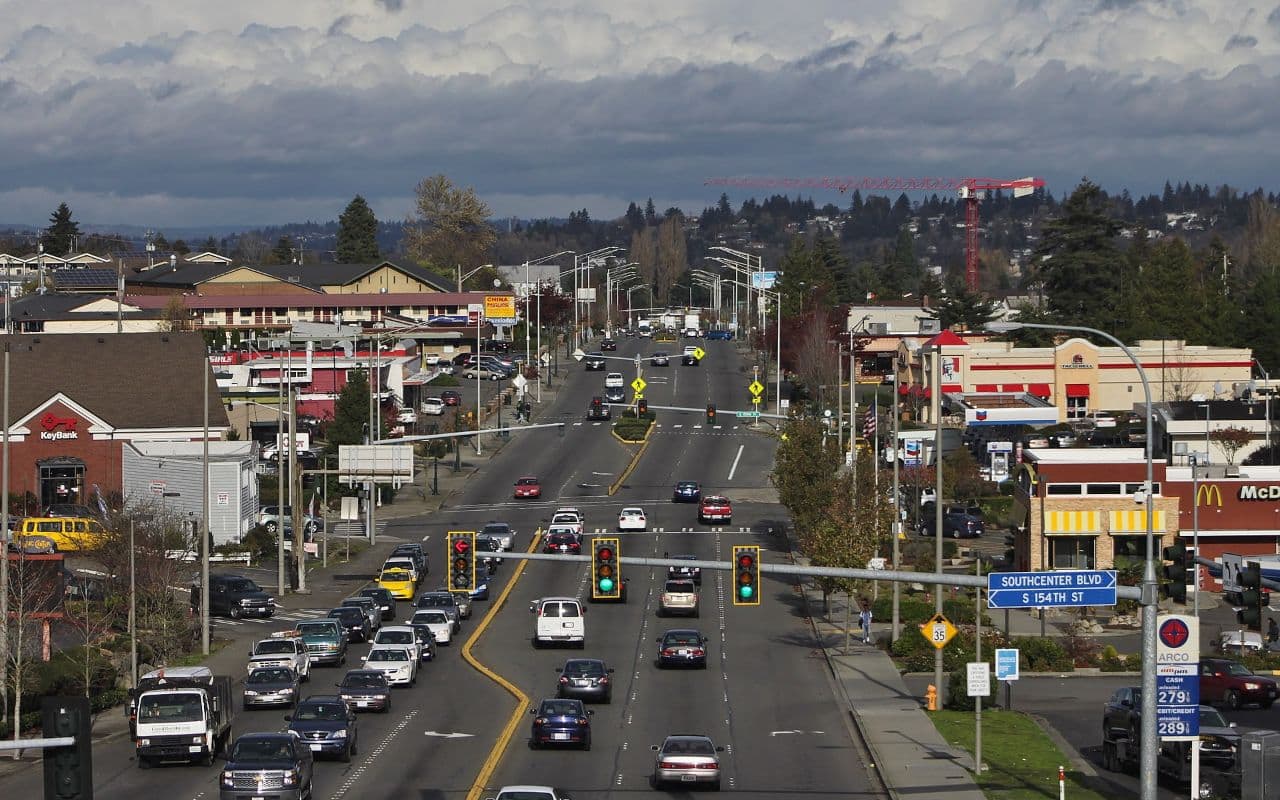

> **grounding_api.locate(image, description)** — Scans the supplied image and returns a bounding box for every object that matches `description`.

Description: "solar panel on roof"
[52,268,117,290]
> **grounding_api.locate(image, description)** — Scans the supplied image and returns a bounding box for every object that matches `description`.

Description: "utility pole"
[933,341,945,706]
[201,355,211,654]
[891,359,902,641]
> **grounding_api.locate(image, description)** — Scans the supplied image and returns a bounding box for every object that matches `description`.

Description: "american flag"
[863,407,877,439]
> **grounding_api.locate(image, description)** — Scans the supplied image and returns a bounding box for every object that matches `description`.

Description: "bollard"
[1058,764,1065,800]
[926,684,938,711]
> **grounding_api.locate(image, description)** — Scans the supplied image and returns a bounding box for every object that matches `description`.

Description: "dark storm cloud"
[1225,34,1257,50]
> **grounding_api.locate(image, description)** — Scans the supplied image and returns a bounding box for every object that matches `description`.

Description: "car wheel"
[340,743,351,763]
[1263,699,1275,709]
[383,699,391,714]
[303,777,313,800]
[266,521,279,534]
[229,604,242,619]
[136,755,151,769]
[1225,689,1242,710]
[243,701,250,712]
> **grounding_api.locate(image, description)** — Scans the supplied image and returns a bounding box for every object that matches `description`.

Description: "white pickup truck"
[604,372,625,388]
[247,632,311,680]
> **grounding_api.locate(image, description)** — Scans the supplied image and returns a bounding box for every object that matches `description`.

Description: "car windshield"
[343,673,386,688]
[295,622,336,637]
[255,640,295,654]
[381,570,411,581]
[416,612,448,624]
[138,693,204,723]
[664,582,693,593]
[230,738,294,762]
[329,609,361,621]
[540,700,583,716]
[248,668,293,684]
[360,589,390,601]
[564,660,604,677]
[294,703,348,721]
[664,632,702,646]
[483,523,512,533]
[622,508,643,516]
[552,515,577,524]
[368,649,408,662]
[1199,707,1228,727]
[550,533,576,544]
[1223,662,1252,676]
[225,578,259,593]
[516,479,537,486]
[496,792,557,800]
[665,738,716,756]
[379,631,413,644]
[420,595,451,607]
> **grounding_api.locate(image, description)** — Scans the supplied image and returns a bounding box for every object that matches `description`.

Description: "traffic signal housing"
[1161,539,1188,603]
[447,531,476,593]
[732,545,760,606]
[706,404,716,425]
[1238,561,1263,630]
[592,537,621,600]
[637,398,648,416]
[43,695,92,800]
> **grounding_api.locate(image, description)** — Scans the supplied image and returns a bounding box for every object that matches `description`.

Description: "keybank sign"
[1238,485,1280,501]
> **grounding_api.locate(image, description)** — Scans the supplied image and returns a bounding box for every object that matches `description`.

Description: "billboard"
[484,295,517,321]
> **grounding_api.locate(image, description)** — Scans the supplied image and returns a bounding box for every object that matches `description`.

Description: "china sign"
[483,295,517,321]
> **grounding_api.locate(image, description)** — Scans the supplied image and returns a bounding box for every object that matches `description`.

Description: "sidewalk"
[791,554,988,800]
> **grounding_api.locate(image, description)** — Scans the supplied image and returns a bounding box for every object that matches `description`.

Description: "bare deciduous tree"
[655,216,687,303]
[790,309,840,405]
[403,175,496,280]
[4,551,62,753]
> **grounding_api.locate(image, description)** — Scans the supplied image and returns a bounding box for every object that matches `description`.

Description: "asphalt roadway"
[2,335,880,800]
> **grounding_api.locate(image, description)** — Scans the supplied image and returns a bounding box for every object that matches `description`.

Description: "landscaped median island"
[612,408,655,442]
[930,710,1110,800]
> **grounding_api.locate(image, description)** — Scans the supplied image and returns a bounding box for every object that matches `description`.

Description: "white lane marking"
[331,709,419,799]
[727,444,744,481]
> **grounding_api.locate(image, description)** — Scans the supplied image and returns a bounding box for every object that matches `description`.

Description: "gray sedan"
[242,666,300,710]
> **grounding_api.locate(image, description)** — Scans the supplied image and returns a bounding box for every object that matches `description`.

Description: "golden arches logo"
[1195,484,1223,508]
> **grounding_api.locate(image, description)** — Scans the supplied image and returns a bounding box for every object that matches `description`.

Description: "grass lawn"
[931,709,1109,800]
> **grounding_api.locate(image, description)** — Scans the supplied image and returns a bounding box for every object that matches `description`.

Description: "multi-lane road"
[6,334,883,799]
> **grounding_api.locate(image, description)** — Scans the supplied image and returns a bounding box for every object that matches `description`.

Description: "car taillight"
[598,675,609,684]
[692,648,705,656]
[660,760,683,769]
[662,648,675,656]
[534,717,547,724]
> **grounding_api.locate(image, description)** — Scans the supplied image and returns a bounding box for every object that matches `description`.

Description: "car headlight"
[244,690,259,696]
[283,768,299,786]
[221,771,234,787]
[138,738,150,747]
[331,729,347,739]
[192,735,206,745]
[282,687,295,694]
[1246,682,1261,690]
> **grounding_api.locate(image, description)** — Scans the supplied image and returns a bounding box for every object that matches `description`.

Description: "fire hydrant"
[925,684,938,711]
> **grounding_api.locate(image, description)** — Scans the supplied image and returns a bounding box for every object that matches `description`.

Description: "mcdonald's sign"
[1195,484,1224,507]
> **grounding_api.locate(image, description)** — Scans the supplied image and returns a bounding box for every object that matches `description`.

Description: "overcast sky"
[1,1,1277,230]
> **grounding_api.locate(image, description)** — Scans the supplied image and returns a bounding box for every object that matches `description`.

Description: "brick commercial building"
[0,332,227,513]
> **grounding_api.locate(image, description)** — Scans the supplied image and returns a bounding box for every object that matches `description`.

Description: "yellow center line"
[462,527,542,800]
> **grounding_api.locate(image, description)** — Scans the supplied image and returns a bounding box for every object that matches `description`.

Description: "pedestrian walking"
[858,597,873,644]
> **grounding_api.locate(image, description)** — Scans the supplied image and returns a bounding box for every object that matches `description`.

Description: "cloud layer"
[0,1,1276,228]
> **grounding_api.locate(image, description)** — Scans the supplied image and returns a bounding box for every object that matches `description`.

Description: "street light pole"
[1191,454,1200,618]
[987,320,1157,800]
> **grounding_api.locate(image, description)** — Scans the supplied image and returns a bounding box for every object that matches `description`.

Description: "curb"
[608,432,652,496]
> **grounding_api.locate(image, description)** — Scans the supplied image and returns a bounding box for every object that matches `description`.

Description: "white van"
[531,596,586,648]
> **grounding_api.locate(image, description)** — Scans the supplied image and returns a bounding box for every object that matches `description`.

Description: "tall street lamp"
[986,320,1158,800]
[456,263,494,292]
[574,246,623,346]
[522,251,573,369]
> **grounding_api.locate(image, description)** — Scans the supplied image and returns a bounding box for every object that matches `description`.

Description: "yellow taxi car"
[378,567,417,600]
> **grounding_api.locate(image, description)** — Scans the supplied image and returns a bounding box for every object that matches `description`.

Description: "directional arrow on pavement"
[424,731,476,738]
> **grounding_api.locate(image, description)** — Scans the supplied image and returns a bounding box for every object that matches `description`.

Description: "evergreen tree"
[1238,271,1280,372]
[644,198,658,226]
[325,370,372,452]
[42,202,81,257]
[625,202,645,231]
[335,195,380,263]
[1035,179,1123,329]
[171,239,191,256]
[271,236,295,264]
[932,282,1000,333]
[880,227,918,297]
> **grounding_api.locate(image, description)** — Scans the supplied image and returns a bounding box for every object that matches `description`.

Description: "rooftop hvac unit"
[919,318,941,335]
[1226,465,1241,477]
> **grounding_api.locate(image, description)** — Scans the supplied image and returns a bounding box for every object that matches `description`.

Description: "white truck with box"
[132,667,234,767]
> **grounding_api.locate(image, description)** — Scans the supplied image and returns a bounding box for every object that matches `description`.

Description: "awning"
[1002,383,1024,392]
[942,383,962,393]
[975,384,998,392]
[1065,384,1090,398]
[1029,383,1052,397]
[1044,510,1101,534]
[1109,510,1166,533]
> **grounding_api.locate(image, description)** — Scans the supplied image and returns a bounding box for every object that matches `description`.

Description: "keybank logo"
[1238,485,1280,501]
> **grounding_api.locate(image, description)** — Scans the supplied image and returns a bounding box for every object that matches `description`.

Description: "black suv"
[196,574,274,619]
[357,587,397,621]
[220,732,314,800]
[327,606,371,643]
[587,397,611,421]
[286,696,358,762]
[390,543,429,576]
[919,506,985,539]
[601,339,617,351]
[476,534,503,573]
[584,353,606,370]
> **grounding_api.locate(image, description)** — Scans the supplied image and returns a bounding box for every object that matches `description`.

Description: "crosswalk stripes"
[211,607,331,627]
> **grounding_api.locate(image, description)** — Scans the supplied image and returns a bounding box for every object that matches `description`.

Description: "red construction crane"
[705,176,1046,292]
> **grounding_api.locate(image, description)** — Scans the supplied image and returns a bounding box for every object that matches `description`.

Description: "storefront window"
[38,458,86,512]
[1050,536,1096,569]
[1112,535,1146,572]
[1066,396,1088,418]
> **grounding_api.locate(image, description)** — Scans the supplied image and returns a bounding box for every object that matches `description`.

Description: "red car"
[440,390,462,406]
[514,476,542,499]
[698,496,732,524]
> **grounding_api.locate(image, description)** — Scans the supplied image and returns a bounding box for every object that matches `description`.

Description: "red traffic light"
[452,537,471,554]
[738,553,755,568]
[598,547,613,561]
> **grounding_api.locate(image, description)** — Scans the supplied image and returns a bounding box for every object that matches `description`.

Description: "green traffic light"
[598,578,615,593]
[738,585,753,600]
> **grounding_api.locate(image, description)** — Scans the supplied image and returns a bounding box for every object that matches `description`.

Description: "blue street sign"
[994,648,1020,681]
[987,570,1118,609]
[1156,669,1200,738]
